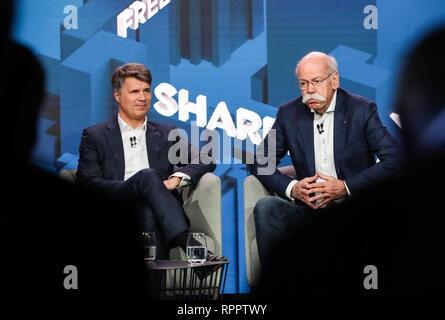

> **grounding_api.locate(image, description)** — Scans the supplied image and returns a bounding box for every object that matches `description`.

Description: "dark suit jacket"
[77,117,216,192]
[249,88,401,198]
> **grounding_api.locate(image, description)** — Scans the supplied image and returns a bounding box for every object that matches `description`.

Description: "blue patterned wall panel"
[169,0,263,66]
[266,0,377,108]
[61,0,134,60]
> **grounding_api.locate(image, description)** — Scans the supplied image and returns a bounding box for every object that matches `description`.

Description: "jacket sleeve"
[76,128,123,192]
[248,107,294,198]
[167,128,216,186]
[344,103,402,195]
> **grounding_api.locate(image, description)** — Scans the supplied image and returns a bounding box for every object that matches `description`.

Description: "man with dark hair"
[77,63,223,260]
[111,63,152,93]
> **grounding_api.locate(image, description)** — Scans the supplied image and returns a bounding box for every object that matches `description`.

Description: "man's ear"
[113,90,120,104]
[332,72,340,90]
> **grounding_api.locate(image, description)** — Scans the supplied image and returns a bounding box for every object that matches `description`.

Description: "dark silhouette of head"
[0,0,14,41]
[1,0,44,165]
[395,25,445,160]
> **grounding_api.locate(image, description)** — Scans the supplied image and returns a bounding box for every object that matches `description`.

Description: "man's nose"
[307,82,317,93]
[137,92,146,101]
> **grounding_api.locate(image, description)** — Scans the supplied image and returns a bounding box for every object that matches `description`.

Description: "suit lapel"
[333,89,348,178]
[105,117,125,180]
[299,105,316,176]
[146,122,162,169]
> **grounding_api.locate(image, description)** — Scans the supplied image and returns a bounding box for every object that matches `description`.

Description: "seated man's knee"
[254,196,279,223]
[138,168,158,177]
[131,168,163,188]
[134,168,161,181]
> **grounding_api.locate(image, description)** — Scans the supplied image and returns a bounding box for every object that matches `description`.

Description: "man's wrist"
[170,172,191,188]
[286,180,298,200]
[343,180,351,196]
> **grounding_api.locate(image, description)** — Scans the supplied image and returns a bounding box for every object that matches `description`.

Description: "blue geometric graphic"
[266,0,377,108]
[169,0,264,66]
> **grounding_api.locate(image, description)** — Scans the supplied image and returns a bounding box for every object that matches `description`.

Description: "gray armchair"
[59,169,222,259]
[243,166,296,289]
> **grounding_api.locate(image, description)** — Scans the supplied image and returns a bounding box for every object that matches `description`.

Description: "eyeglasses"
[298,73,332,89]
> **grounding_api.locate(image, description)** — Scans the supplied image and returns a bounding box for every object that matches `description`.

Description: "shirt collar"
[117,114,147,132]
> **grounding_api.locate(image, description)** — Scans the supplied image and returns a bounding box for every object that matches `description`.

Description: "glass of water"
[187,232,207,264]
[142,232,157,261]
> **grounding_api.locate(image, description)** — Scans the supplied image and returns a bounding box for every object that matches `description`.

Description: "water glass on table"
[187,233,207,264]
[142,232,157,261]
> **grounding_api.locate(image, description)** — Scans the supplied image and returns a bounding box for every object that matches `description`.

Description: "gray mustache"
[302,93,326,104]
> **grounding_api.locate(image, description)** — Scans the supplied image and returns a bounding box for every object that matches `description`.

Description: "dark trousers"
[253,195,373,298]
[117,169,189,259]
[253,196,318,267]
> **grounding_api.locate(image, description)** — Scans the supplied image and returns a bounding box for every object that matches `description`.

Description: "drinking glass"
[142,232,157,261]
[186,233,207,264]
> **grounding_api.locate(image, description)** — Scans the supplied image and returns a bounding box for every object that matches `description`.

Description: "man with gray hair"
[249,51,401,267]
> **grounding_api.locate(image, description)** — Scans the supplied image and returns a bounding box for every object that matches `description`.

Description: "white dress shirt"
[117,114,190,187]
[285,90,351,204]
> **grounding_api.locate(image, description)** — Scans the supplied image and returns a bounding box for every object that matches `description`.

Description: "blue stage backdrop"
[12,0,445,294]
